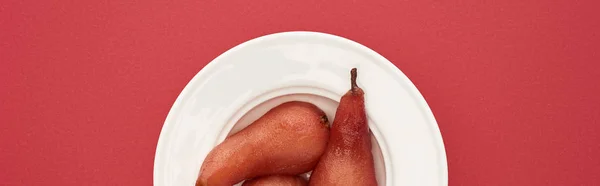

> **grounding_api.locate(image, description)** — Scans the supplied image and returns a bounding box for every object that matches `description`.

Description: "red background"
[1,0,599,185]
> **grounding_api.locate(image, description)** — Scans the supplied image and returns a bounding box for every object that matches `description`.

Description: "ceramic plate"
[154,31,447,186]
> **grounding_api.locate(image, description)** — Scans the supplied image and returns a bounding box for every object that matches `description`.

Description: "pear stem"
[350,68,358,92]
[320,115,330,128]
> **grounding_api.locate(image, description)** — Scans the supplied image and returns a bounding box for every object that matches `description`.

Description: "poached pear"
[196,101,330,186]
[308,68,378,186]
[242,175,308,186]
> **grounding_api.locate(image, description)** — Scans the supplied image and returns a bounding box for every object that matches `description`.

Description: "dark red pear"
[308,68,377,186]
[243,175,308,186]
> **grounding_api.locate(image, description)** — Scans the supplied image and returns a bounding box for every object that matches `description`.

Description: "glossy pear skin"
[242,175,308,186]
[309,68,378,186]
[196,101,330,186]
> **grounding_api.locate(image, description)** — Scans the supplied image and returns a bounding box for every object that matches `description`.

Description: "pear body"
[242,175,308,186]
[196,101,330,186]
[309,68,377,186]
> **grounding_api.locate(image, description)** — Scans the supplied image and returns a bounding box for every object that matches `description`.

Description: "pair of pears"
[196,68,377,186]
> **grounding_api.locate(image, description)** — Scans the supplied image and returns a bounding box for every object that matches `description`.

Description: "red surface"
[1,0,599,185]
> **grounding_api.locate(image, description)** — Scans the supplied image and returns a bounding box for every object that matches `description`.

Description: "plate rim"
[153,31,448,186]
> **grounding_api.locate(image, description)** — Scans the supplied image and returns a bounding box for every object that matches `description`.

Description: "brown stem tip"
[350,68,358,91]
[320,115,330,128]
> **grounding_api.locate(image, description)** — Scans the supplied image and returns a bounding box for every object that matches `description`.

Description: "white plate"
[154,31,448,186]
